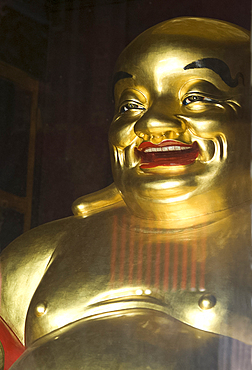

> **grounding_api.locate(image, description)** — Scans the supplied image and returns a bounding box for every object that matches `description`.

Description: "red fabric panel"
[0,317,25,370]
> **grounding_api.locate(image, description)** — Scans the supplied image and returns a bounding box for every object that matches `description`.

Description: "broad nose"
[134,106,185,141]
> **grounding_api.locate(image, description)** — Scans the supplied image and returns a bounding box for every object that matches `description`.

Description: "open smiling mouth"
[136,140,200,169]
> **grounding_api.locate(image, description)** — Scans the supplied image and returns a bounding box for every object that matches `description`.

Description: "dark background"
[0,0,251,226]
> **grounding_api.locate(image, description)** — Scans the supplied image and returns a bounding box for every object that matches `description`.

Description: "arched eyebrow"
[112,71,133,92]
[184,58,243,88]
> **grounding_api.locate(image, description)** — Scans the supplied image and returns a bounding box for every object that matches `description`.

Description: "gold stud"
[35,302,47,317]
[198,294,216,310]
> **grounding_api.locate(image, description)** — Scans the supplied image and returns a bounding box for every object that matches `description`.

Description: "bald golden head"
[110,18,251,223]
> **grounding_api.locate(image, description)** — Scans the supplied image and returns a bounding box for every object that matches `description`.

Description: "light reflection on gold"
[188,308,216,331]
[87,287,149,306]
[54,313,72,329]
[34,303,47,317]
[145,180,183,190]
[155,57,182,92]
[201,299,212,309]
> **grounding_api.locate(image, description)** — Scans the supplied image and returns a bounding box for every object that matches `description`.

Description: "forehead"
[117,34,247,75]
[114,29,249,100]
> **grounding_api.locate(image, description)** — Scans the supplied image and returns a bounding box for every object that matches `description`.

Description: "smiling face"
[109,18,251,223]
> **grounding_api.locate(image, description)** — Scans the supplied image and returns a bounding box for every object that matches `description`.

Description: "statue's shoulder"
[0,216,76,344]
[72,183,124,217]
[0,215,77,269]
[0,184,123,344]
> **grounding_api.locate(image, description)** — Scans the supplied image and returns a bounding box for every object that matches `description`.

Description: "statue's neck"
[118,200,251,237]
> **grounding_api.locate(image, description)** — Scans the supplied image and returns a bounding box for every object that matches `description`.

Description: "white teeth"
[144,146,189,153]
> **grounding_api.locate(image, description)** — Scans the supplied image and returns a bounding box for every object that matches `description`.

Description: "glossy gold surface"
[10,204,249,346]
[5,204,252,368]
[10,311,242,370]
[72,183,123,216]
[1,17,251,369]
[110,18,250,225]
[0,221,63,344]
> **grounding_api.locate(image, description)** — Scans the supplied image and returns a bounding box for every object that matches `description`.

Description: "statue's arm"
[72,183,123,216]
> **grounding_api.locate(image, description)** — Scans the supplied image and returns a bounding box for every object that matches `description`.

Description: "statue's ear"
[71,183,124,217]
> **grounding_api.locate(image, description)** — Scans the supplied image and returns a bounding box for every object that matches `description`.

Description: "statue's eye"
[183,95,216,106]
[120,102,146,113]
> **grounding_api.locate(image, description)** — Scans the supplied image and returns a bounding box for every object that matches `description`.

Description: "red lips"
[136,140,200,169]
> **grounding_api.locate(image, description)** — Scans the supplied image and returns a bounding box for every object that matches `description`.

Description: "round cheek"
[184,106,238,137]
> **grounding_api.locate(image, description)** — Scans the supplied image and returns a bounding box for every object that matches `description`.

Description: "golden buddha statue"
[0,17,251,369]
